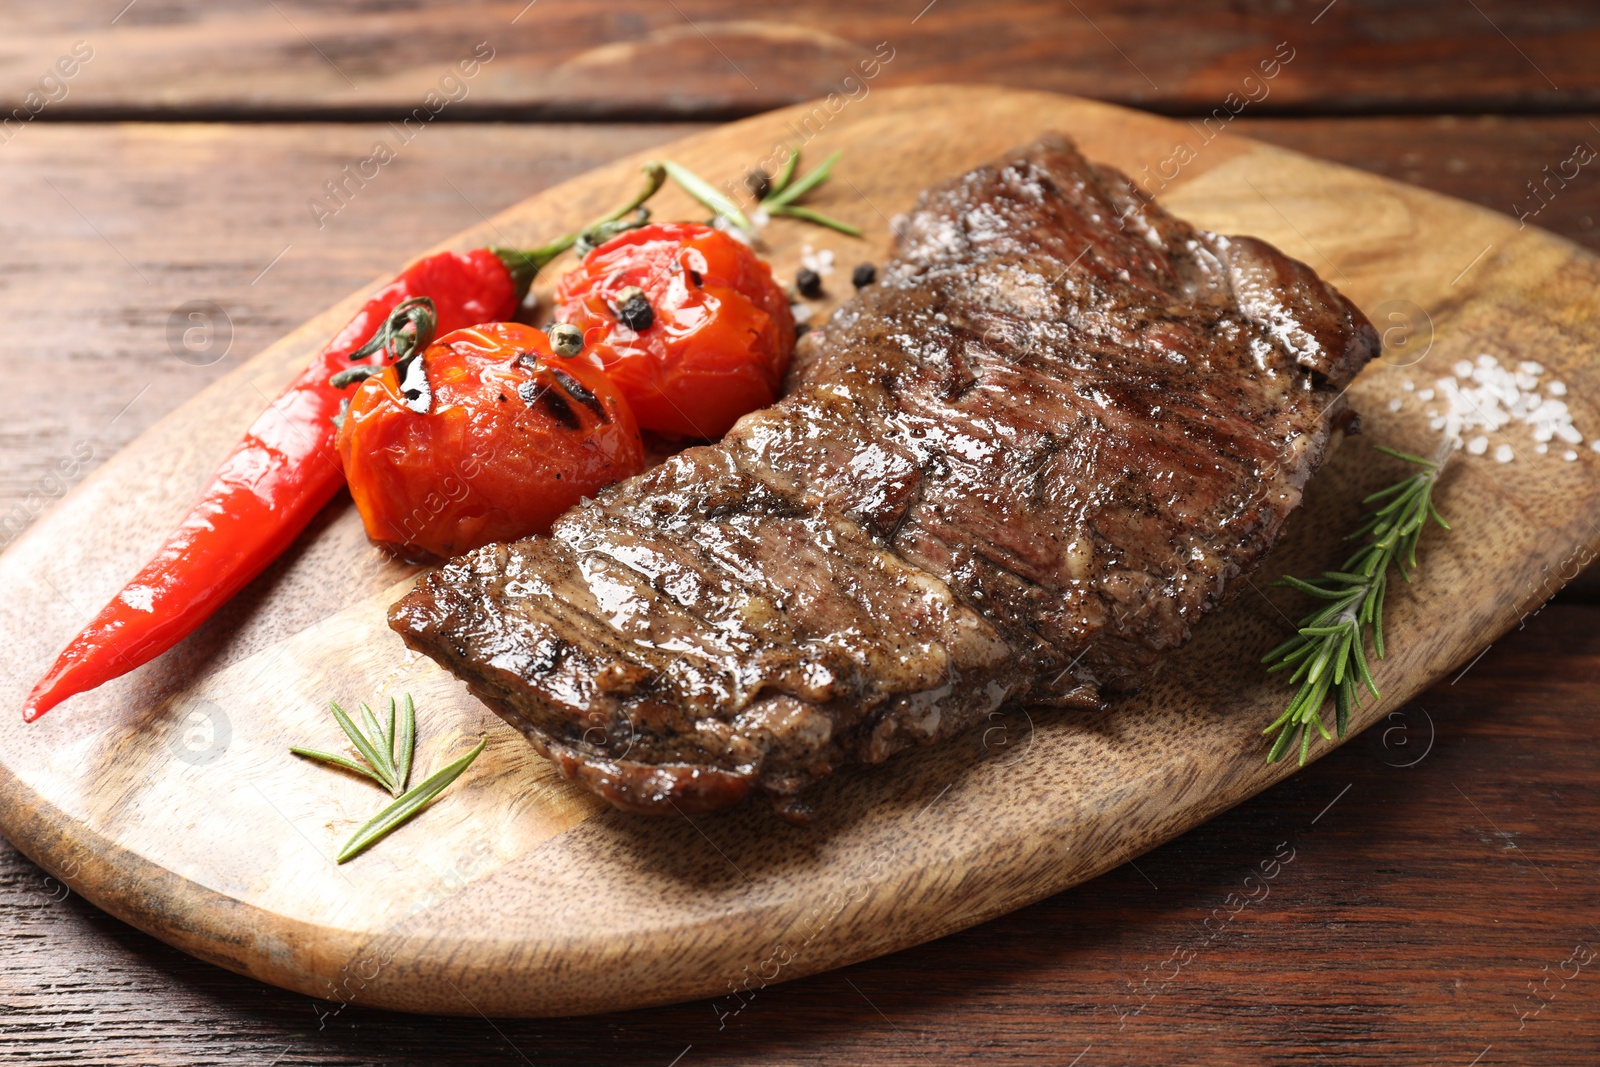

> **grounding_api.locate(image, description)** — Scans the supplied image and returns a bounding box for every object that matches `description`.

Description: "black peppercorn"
[614,285,654,331]
[852,262,877,289]
[745,169,772,202]
[795,267,822,299]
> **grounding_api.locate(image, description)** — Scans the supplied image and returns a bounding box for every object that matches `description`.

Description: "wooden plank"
[3,604,1593,1062]
[1238,115,1600,262]
[1,86,1599,1016]
[4,1,1600,120]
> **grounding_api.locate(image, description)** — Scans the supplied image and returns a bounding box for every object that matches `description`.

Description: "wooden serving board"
[2,86,1597,1018]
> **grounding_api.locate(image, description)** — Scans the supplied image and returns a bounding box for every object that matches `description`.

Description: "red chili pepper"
[22,168,665,721]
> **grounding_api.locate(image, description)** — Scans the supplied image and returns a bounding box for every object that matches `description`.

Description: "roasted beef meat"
[391,134,1380,819]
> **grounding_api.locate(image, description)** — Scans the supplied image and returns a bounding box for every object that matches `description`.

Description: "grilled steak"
[391,134,1379,819]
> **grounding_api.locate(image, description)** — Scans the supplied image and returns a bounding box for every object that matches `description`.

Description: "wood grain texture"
[5,0,1600,120]
[3,605,1595,1064]
[1,86,1598,1019]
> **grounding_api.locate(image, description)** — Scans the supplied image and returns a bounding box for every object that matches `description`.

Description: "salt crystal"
[1565,450,1579,461]
[1402,379,1415,391]
[1495,444,1515,463]
[1548,380,1568,396]
[1592,440,1600,453]
[1417,388,1435,401]
[1536,443,1549,454]
[1477,353,1497,367]
[800,245,836,275]
[1466,435,1488,455]
[1387,398,1403,412]
[1519,360,1544,375]
[1453,360,1475,378]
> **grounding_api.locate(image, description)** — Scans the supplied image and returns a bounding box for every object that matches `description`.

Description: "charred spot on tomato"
[516,349,539,370]
[551,368,610,424]
[539,386,581,431]
[688,267,704,288]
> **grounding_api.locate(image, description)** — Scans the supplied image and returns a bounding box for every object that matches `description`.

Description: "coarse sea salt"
[800,245,835,276]
[1423,352,1588,464]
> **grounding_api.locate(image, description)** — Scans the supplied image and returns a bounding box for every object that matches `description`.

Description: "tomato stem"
[491,163,667,301]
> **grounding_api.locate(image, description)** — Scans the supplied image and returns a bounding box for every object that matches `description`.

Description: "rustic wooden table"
[3,3,1599,1064]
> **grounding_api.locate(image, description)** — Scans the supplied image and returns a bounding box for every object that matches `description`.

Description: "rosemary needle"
[1262,440,1452,765]
[393,694,416,794]
[767,148,801,199]
[336,738,486,864]
[767,204,863,236]
[286,745,385,788]
[658,160,752,232]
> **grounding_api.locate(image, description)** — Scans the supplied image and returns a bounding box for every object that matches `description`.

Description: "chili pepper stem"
[490,163,667,301]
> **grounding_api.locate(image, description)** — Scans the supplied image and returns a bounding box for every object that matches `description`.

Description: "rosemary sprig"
[291,693,485,863]
[291,695,415,796]
[767,203,861,234]
[655,149,861,237]
[1262,441,1452,765]
[336,738,486,864]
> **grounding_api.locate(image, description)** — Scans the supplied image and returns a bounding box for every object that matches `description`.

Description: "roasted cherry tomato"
[554,222,795,439]
[336,321,643,560]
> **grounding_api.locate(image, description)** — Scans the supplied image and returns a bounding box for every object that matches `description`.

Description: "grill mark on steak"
[391,134,1380,820]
